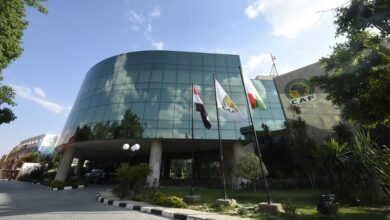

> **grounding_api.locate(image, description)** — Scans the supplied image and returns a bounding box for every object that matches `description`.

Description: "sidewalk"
[97,190,251,220]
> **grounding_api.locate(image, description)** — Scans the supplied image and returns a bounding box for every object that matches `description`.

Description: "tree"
[335,0,390,37]
[234,153,268,192]
[312,0,390,133]
[0,74,16,124]
[286,117,318,189]
[0,0,48,70]
[0,0,48,124]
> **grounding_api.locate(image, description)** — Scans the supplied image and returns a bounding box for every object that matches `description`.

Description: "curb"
[29,182,87,191]
[96,193,212,220]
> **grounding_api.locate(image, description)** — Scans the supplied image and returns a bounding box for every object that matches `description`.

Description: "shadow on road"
[0,180,117,217]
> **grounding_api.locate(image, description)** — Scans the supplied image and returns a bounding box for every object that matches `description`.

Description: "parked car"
[85,169,107,183]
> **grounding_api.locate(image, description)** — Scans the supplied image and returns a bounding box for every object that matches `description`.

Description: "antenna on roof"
[269,54,279,77]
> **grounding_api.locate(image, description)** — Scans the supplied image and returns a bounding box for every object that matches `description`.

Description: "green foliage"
[334,0,390,37]
[353,131,390,193]
[0,0,47,71]
[131,193,144,201]
[286,118,318,189]
[312,0,390,131]
[332,121,354,145]
[115,163,151,196]
[237,207,248,216]
[316,132,390,204]
[21,152,43,163]
[234,153,268,192]
[151,191,187,208]
[283,201,298,219]
[115,163,151,184]
[48,179,65,188]
[0,1,47,125]
[0,74,17,124]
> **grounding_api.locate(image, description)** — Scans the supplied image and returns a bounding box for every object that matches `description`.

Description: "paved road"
[0,180,166,220]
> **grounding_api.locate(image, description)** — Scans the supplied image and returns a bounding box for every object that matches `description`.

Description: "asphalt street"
[0,180,166,220]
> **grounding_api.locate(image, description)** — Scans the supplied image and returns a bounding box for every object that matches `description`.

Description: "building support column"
[74,158,85,177]
[54,147,75,182]
[147,141,162,187]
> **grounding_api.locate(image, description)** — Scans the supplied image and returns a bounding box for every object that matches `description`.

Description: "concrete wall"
[273,62,343,143]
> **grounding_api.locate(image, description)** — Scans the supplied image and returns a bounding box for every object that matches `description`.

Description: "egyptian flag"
[193,86,212,129]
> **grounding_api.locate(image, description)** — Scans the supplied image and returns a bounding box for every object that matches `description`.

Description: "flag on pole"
[242,74,267,110]
[215,80,245,123]
[193,86,212,129]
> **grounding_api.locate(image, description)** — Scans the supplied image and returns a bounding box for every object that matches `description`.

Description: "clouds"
[124,4,165,50]
[149,6,161,17]
[245,0,346,38]
[242,53,272,78]
[12,85,71,115]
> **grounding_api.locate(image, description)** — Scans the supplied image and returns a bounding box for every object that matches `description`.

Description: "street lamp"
[120,143,140,200]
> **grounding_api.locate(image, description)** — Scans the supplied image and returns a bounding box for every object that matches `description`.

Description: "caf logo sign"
[285,79,316,105]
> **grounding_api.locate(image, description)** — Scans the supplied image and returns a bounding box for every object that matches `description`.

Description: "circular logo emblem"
[285,79,314,99]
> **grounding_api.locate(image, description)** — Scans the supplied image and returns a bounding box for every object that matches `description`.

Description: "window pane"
[131,103,145,119]
[144,103,159,120]
[151,69,164,82]
[163,69,176,83]
[138,70,150,82]
[177,71,190,83]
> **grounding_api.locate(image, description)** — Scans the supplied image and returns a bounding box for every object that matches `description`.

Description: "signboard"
[285,79,316,105]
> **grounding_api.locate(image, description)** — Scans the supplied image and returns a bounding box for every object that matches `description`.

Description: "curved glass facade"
[58,51,285,146]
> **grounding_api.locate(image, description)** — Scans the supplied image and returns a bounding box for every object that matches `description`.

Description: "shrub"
[283,202,298,219]
[49,180,65,188]
[238,207,248,216]
[115,163,151,197]
[132,194,144,201]
[151,191,187,208]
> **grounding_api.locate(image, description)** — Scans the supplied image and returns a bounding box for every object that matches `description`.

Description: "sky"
[0,0,347,156]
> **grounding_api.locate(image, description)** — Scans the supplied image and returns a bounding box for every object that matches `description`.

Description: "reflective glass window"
[163,70,176,83]
[151,69,164,82]
[177,71,190,83]
[144,103,159,120]
[137,70,150,82]
[131,103,145,119]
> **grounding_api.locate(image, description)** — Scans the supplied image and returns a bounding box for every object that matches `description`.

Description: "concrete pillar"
[147,141,162,187]
[74,158,85,177]
[54,147,75,181]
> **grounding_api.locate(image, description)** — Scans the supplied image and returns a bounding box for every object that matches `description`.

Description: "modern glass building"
[55,51,286,186]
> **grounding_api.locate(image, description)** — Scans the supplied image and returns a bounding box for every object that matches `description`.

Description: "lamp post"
[120,143,140,200]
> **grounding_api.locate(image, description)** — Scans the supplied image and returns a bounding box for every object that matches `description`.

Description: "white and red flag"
[242,74,267,110]
[193,86,212,129]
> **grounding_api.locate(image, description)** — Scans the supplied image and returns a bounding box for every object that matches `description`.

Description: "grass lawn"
[158,186,389,219]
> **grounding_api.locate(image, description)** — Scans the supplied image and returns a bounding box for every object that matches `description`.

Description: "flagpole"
[239,67,272,204]
[213,74,228,200]
[191,83,195,196]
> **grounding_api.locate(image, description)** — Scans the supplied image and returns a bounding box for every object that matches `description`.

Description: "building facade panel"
[273,62,343,142]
